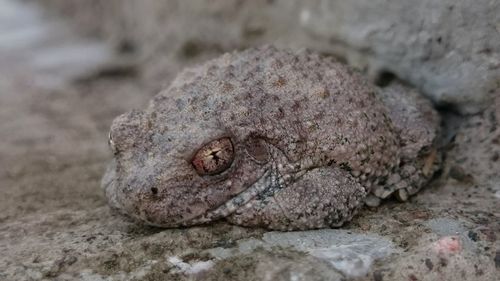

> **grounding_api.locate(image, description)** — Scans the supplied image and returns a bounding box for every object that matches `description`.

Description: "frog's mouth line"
[183,167,286,225]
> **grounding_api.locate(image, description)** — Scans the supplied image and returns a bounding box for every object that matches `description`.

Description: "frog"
[102,46,441,230]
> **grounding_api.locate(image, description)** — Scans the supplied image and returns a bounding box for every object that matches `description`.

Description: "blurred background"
[0,1,498,280]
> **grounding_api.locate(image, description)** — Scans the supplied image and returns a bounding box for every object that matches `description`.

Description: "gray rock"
[206,230,397,278]
[41,0,499,114]
[300,0,500,114]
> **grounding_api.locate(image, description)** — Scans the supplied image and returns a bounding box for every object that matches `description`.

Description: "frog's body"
[102,46,440,230]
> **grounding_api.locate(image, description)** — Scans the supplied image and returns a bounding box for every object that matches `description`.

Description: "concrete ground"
[0,1,498,280]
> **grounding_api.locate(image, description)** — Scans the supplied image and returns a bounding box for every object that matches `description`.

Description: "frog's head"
[102,78,278,227]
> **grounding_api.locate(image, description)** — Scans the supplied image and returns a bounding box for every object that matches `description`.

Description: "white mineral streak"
[206,229,396,278]
[167,256,214,275]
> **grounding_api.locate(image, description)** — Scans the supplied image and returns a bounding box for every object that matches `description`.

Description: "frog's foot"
[371,148,440,203]
[370,175,417,204]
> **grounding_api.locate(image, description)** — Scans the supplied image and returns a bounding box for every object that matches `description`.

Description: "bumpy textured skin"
[102,46,441,230]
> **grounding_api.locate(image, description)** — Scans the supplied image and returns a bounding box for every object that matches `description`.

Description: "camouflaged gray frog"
[102,46,441,230]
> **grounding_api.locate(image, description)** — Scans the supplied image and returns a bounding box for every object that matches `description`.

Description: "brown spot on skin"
[243,92,253,100]
[222,82,234,93]
[272,59,283,69]
[352,119,359,128]
[425,258,434,270]
[314,111,325,121]
[275,107,285,119]
[192,138,234,176]
[494,251,500,268]
[317,88,330,99]
[491,152,499,162]
[491,134,500,144]
[273,76,287,87]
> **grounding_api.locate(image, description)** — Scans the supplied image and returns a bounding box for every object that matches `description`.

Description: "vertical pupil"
[211,150,220,162]
[192,138,234,175]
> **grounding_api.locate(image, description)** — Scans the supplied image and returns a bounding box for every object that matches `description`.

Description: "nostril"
[150,187,158,195]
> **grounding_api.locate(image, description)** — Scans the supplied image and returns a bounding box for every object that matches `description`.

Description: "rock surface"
[39,0,500,114]
[1,0,499,280]
[300,0,500,114]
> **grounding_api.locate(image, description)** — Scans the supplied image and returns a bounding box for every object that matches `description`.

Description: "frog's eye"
[191,137,234,176]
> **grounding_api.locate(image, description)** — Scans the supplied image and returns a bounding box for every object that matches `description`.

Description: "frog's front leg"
[226,166,367,230]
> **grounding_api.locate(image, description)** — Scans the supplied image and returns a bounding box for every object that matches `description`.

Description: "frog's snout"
[108,110,148,154]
